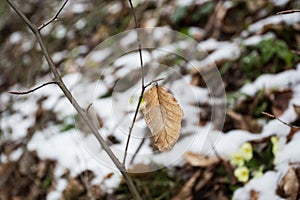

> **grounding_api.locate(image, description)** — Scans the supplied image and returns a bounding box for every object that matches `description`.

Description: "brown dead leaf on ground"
[277,167,300,200]
[63,178,85,200]
[250,189,260,200]
[293,104,300,118]
[226,110,262,133]
[143,85,184,151]
[267,89,293,117]
[172,171,201,200]
[194,168,214,191]
[63,170,104,200]
[291,104,300,128]
[0,151,56,200]
[184,151,219,167]
[287,126,300,143]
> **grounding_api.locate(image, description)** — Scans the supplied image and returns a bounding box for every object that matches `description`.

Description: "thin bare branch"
[130,136,146,165]
[6,1,142,199]
[261,111,300,129]
[38,0,69,30]
[8,81,58,95]
[128,0,144,87]
[123,0,145,165]
[123,88,145,164]
[86,103,93,113]
[277,10,300,15]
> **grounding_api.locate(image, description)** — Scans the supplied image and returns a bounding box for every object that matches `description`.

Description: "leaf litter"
[1,0,300,199]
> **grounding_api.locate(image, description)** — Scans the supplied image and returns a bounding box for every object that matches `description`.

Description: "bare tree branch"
[86,103,93,113]
[123,0,145,165]
[277,10,300,15]
[38,0,69,30]
[130,137,146,165]
[6,1,142,199]
[261,111,300,129]
[128,0,144,87]
[8,81,58,95]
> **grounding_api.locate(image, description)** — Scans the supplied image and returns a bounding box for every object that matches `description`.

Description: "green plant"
[192,2,214,22]
[60,115,76,132]
[114,167,184,200]
[240,38,296,80]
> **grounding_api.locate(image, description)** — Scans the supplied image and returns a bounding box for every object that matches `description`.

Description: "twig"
[8,81,57,95]
[6,1,142,199]
[144,78,164,88]
[261,111,300,129]
[38,0,69,30]
[128,0,144,87]
[122,0,145,165]
[277,10,300,15]
[123,89,145,164]
[130,137,146,165]
[86,103,93,113]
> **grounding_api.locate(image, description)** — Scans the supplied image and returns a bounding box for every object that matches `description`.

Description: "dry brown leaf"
[172,171,201,200]
[63,178,85,200]
[269,89,293,117]
[293,104,300,118]
[184,152,219,167]
[250,189,259,200]
[226,110,262,133]
[143,86,183,151]
[277,168,299,200]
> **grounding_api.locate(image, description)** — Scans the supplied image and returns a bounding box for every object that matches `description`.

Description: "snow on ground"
[233,171,281,200]
[242,12,300,36]
[1,43,300,199]
[1,4,300,199]
[2,46,300,200]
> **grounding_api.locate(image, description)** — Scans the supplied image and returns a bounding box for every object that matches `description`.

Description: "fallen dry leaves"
[184,151,219,167]
[277,167,300,200]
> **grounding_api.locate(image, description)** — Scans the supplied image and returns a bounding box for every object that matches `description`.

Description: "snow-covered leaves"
[142,86,183,151]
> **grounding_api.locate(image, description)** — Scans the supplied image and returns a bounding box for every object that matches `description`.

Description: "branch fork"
[6,0,142,199]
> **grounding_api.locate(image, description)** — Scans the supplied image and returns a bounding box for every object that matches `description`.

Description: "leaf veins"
[142,86,184,151]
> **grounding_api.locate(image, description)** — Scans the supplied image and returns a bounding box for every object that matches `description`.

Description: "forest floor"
[1,0,300,199]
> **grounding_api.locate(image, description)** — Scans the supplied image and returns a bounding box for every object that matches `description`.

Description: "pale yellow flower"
[240,142,253,161]
[230,151,244,167]
[234,166,249,183]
